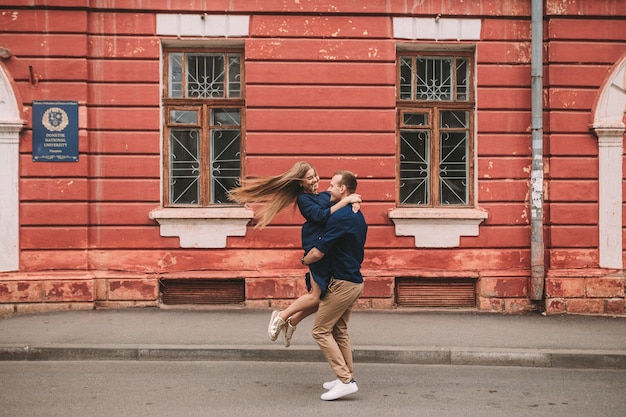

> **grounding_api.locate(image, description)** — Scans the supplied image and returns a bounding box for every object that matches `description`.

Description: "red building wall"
[0,0,624,316]
[543,8,626,315]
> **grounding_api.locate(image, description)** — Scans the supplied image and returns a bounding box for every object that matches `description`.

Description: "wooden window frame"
[162,48,245,207]
[396,52,475,208]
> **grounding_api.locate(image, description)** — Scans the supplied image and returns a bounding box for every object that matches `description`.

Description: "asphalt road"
[1,361,624,417]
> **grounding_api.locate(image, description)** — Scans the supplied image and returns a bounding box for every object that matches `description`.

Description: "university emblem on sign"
[32,101,79,162]
[41,107,70,132]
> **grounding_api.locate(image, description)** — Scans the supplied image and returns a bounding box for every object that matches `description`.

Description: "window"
[163,50,244,206]
[397,53,474,207]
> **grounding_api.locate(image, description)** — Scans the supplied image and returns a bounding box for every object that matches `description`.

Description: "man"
[300,170,368,401]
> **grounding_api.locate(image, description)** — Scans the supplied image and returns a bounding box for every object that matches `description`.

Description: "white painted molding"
[388,208,488,248]
[0,65,23,272]
[593,128,624,269]
[149,207,254,248]
[393,17,481,41]
[590,53,626,269]
[156,14,250,37]
[592,60,626,127]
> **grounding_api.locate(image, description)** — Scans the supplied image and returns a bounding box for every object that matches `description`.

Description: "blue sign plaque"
[32,101,79,162]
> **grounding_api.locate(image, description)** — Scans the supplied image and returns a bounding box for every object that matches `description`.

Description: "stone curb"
[1,345,625,369]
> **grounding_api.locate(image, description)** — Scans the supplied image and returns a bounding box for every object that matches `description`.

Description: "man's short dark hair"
[334,170,357,193]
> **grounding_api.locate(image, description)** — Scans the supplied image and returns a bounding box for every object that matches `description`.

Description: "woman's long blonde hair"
[227,161,317,228]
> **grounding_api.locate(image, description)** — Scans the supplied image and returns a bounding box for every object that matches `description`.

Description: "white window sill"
[149,207,254,248]
[388,207,488,248]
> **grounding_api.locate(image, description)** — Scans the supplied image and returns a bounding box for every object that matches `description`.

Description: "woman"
[227,161,361,347]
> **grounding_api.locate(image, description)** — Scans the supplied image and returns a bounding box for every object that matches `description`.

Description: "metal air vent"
[395,278,476,308]
[160,279,245,305]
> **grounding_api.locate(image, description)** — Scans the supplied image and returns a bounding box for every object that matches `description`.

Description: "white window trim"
[393,17,481,41]
[392,39,484,248]
[389,207,488,248]
[156,14,250,37]
[154,17,252,249]
[149,207,253,248]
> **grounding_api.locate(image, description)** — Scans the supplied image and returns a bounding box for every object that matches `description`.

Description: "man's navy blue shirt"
[314,204,367,284]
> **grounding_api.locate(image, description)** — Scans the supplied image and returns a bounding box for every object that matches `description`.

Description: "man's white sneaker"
[283,320,296,347]
[322,379,340,390]
[268,310,286,341]
[320,380,358,401]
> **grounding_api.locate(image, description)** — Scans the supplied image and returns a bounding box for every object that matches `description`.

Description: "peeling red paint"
[0,284,10,297]
[108,280,158,301]
[44,281,93,302]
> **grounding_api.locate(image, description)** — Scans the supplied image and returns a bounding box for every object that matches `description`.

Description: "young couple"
[228,161,368,400]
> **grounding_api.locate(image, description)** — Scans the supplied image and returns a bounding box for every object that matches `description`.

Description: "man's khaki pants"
[312,279,364,384]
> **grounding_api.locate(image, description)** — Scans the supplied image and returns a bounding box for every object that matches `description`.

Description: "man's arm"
[302,208,349,266]
[301,247,325,266]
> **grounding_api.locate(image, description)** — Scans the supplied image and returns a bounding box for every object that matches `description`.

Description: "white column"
[590,55,626,269]
[0,64,23,272]
[0,123,21,271]
[595,127,624,269]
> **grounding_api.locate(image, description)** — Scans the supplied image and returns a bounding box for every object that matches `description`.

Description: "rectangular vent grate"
[395,278,476,308]
[160,279,245,305]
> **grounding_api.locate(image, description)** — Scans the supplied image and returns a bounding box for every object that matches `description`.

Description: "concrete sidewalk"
[0,308,624,369]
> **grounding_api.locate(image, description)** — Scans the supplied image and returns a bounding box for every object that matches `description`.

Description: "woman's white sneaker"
[283,320,296,347]
[268,310,286,341]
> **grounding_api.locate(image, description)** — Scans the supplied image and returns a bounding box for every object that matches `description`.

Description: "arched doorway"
[590,52,626,269]
[0,64,24,272]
